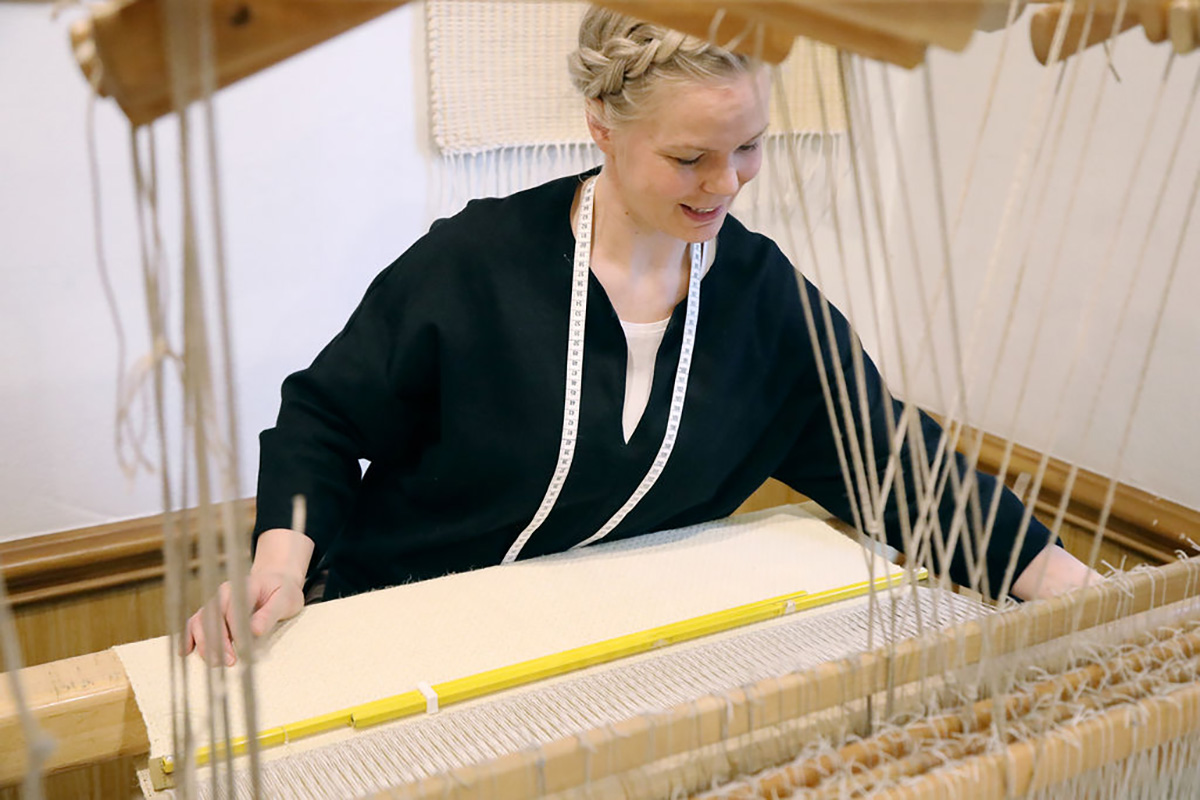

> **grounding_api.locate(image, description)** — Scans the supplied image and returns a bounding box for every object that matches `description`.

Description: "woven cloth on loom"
[425,0,846,155]
[116,505,908,764]
[182,586,984,799]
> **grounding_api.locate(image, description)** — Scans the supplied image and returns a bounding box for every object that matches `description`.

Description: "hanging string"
[967,2,1107,598]
[905,1,1085,604]
[1029,49,1176,598]
[977,3,1139,602]
[1077,59,1200,604]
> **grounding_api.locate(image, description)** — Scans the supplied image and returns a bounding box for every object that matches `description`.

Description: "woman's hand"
[184,528,315,665]
[1011,543,1103,601]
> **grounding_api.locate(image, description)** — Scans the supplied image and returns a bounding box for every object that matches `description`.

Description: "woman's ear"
[585,100,614,154]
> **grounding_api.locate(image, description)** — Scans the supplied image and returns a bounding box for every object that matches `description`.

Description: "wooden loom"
[4,510,1200,798]
[5,0,1200,797]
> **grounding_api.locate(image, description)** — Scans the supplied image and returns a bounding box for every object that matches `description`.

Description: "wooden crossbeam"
[71,0,406,126]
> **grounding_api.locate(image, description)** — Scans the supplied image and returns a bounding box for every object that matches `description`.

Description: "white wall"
[1,6,1196,543]
[877,29,1200,509]
[0,4,432,540]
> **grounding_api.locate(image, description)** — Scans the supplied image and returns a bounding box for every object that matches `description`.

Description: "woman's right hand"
[184,528,315,666]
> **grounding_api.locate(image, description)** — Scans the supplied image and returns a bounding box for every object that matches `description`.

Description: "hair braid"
[568,7,753,126]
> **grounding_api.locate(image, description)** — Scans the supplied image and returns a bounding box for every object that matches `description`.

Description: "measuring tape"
[502,177,704,563]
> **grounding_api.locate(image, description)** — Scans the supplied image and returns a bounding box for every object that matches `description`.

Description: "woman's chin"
[676,212,726,242]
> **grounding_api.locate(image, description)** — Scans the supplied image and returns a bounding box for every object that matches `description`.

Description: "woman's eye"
[674,155,702,167]
[739,141,761,153]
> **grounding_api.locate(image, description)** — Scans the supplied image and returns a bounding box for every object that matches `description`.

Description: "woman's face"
[590,69,770,244]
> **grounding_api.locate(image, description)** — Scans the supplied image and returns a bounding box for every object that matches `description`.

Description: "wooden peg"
[1168,0,1199,53]
[1141,0,1170,41]
[1030,4,1140,64]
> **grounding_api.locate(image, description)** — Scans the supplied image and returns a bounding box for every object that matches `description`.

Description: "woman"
[188,8,1094,665]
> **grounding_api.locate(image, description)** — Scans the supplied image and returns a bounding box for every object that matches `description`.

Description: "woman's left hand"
[1011,543,1103,600]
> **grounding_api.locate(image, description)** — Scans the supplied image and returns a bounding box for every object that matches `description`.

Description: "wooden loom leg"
[0,649,145,785]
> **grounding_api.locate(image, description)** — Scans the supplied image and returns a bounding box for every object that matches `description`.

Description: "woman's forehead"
[641,73,771,148]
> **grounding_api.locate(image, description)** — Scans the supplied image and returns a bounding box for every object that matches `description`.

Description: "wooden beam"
[0,499,254,607]
[69,0,1021,127]
[597,1,931,67]
[71,0,406,126]
[0,650,146,785]
[785,0,982,51]
[962,425,1200,560]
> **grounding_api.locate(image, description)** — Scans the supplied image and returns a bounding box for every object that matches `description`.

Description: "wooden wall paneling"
[15,581,168,669]
[0,757,142,800]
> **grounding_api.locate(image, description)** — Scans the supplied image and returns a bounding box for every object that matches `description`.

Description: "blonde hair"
[568,7,754,126]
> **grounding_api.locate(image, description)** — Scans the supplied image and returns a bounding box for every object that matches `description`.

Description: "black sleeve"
[772,277,1053,599]
[253,255,439,568]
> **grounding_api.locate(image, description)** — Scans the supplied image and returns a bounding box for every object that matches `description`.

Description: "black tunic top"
[254,172,1052,600]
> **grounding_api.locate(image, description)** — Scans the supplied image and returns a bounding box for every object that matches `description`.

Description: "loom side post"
[0,649,146,785]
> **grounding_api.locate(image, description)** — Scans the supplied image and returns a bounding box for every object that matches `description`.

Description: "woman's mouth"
[681,204,723,223]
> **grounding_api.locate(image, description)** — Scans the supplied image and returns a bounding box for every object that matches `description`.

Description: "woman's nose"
[702,161,740,196]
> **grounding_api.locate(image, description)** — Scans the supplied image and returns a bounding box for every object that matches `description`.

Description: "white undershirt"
[617,241,715,443]
[619,317,671,443]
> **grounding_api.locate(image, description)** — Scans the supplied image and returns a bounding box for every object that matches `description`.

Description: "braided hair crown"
[568,7,752,126]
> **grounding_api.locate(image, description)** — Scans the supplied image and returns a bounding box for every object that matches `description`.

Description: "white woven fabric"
[425,0,845,156]
[116,504,903,762]
[185,587,983,799]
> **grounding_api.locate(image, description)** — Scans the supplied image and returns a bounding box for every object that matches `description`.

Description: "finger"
[195,602,233,666]
[224,578,264,656]
[209,582,242,665]
[182,618,197,656]
[249,587,286,637]
[190,613,211,663]
[223,612,237,667]
[218,581,233,617]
